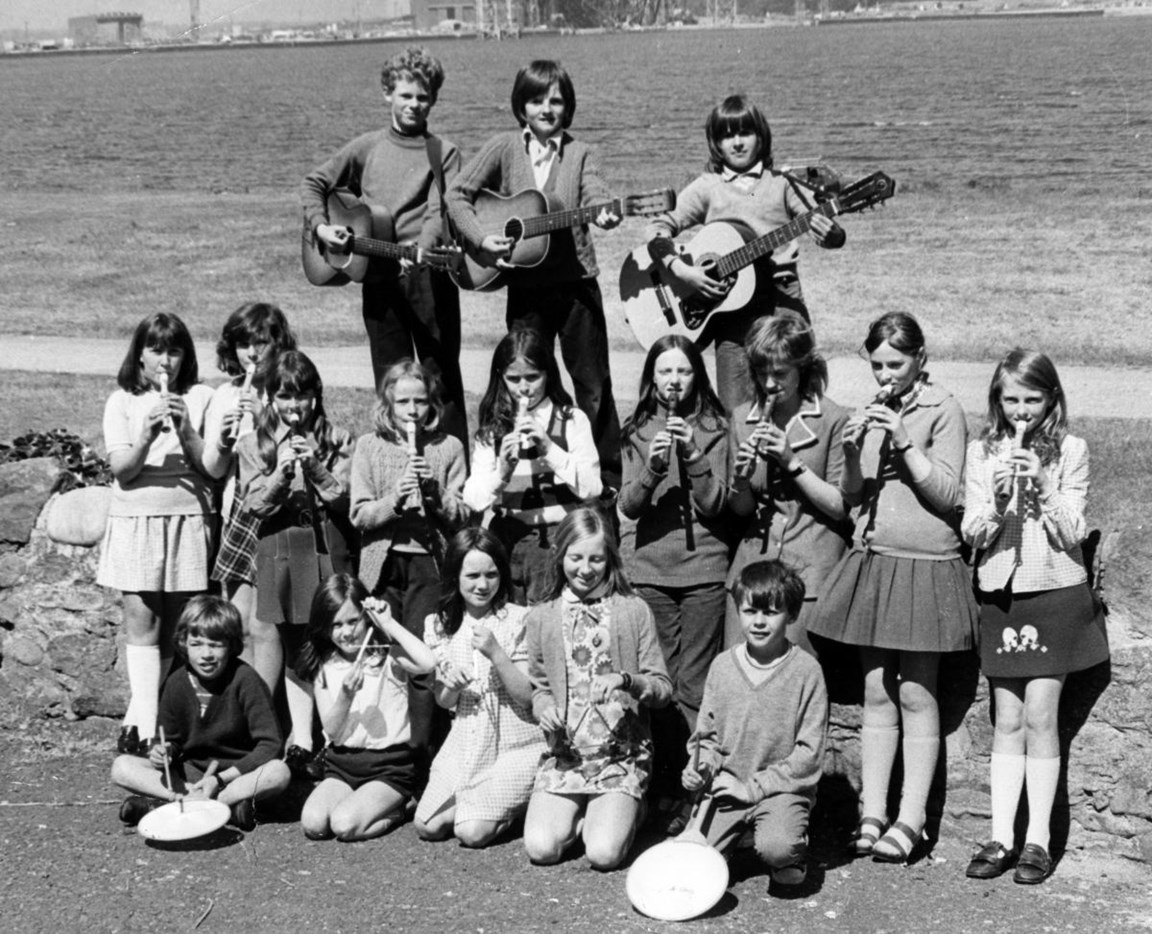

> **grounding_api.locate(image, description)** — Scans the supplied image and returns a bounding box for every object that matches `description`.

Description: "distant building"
[411,0,478,29]
[68,12,144,47]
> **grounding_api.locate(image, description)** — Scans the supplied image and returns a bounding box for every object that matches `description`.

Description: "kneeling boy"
[682,560,828,886]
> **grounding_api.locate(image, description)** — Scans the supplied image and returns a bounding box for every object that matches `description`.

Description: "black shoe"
[966,840,1017,879]
[116,726,140,755]
[285,745,323,781]
[119,795,161,827]
[230,799,256,832]
[1013,843,1053,885]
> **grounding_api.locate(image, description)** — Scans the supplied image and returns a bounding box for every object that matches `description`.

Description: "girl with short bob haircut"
[727,312,851,654]
[643,94,846,412]
[100,312,214,758]
[961,349,1107,885]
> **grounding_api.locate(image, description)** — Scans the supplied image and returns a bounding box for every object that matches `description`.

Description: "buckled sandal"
[871,820,927,864]
[848,816,888,857]
[966,840,1018,879]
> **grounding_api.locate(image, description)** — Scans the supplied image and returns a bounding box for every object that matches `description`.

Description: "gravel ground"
[2,728,1149,934]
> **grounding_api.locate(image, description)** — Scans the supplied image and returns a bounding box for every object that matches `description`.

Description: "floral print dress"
[533,591,652,799]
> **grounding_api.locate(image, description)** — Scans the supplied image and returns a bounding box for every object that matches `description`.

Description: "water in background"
[1,18,1148,196]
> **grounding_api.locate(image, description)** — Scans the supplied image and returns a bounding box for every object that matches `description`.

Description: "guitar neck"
[715,199,840,278]
[520,198,624,239]
[349,236,420,263]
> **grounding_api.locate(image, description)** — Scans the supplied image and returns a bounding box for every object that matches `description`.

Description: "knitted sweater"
[158,659,283,776]
[646,164,842,269]
[349,430,470,591]
[846,382,968,560]
[446,129,611,285]
[301,127,460,251]
[618,413,731,586]
[526,593,672,724]
[691,646,828,802]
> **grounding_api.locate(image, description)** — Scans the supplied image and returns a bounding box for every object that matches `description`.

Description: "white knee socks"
[990,752,1026,849]
[860,724,901,819]
[1025,755,1061,851]
[284,670,315,752]
[125,644,161,741]
[897,734,940,829]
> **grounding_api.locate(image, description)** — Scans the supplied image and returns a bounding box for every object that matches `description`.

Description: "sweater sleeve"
[308,429,353,511]
[349,435,404,531]
[526,604,556,723]
[426,435,471,529]
[238,438,287,517]
[230,668,284,775]
[912,397,967,514]
[689,660,725,777]
[1040,435,1089,551]
[577,142,612,208]
[961,440,1007,551]
[300,135,370,235]
[645,173,710,240]
[748,658,828,801]
[617,430,661,519]
[445,133,509,249]
[627,598,672,709]
[686,424,729,518]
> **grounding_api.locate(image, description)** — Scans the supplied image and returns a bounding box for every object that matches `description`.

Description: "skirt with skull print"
[976,582,1109,678]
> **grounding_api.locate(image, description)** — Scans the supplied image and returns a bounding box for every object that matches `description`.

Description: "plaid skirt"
[211,508,263,586]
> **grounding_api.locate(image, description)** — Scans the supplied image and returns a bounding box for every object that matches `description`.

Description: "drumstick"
[158,726,180,813]
[158,371,173,433]
[354,625,373,665]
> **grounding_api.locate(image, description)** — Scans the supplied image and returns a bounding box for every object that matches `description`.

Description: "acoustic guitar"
[301,189,462,286]
[619,172,896,349]
[451,187,676,292]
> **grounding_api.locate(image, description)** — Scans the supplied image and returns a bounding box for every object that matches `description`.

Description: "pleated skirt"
[808,547,979,653]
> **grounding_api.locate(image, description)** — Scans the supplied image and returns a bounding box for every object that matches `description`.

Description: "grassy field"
[2,185,1151,365]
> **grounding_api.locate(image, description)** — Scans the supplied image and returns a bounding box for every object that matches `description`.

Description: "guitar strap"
[424,135,452,243]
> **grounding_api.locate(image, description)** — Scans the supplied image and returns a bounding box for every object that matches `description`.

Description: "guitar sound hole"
[504,218,524,242]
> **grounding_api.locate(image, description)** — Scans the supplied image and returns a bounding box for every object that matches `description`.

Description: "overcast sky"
[1,1,384,34]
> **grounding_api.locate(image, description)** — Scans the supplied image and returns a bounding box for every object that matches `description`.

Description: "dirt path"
[3,334,1150,417]
[2,732,1149,934]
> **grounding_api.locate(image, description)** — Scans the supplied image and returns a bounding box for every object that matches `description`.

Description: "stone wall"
[1,457,1149,859]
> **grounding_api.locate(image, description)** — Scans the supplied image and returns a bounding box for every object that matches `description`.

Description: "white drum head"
[626,838,730,921]
[137,799,230,842]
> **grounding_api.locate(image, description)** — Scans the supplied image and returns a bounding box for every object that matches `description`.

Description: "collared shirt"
[523,127,562,190]
[721,160,767,194]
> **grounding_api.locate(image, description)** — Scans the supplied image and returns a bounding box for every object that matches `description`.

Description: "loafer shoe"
[966,841,1017,879]
[230,798,257,832]
[1013,843,1053,885]
[119,795,161,827]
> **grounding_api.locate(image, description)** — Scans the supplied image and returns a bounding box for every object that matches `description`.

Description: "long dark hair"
[705,94,772,173]
[543,506,633,602]
[295,573,371,683]
[254,350,336,475]
[117,312,199,395]
[981,348,1068,466]
[475,329,573,449]
[214,302,296,381]
[435,528,512,637]
[621,334,726,443]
